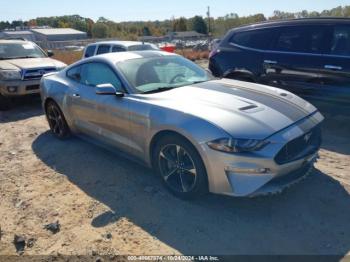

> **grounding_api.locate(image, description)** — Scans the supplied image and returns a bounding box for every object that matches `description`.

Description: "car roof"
[83,50,178,63]
[87,40,153,47]
[230,17,350,33]
[0,39,30,44]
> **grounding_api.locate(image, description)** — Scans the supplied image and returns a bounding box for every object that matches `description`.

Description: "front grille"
[275,125,322,165]
[23,67,57,80]
[26,84,40,91]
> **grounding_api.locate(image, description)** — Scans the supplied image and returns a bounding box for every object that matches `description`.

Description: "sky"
[1,0,349,22]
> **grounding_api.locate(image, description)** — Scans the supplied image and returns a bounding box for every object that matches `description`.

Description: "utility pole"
[207,6,211,36]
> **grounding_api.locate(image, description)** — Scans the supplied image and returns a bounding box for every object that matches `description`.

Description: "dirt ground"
[0,96,350,258]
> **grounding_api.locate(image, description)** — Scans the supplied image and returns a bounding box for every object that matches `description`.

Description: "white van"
[82,41,159,58]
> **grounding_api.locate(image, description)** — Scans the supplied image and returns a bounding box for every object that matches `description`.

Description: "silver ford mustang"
[40,51,324,199]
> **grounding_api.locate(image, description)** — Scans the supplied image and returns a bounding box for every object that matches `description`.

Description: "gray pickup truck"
[0,39,66,110]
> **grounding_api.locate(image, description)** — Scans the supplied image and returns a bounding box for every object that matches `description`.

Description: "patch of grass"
[52,50,83,65]
[175,49,209,61]
[52,49,209,65]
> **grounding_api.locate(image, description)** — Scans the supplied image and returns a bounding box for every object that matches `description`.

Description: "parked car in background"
[158,43,176,53]
[209,38,221,51]
[82,41,159,58]
[62,45,85,52]
[41,51,323,199]
[209,18,350,110]
[0,39,66,110]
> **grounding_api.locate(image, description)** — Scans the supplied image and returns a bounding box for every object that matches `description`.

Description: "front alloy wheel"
[159,144,197,193]
[154,135,208,199]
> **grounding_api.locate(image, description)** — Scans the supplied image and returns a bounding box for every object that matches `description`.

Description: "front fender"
[145,106,229,168]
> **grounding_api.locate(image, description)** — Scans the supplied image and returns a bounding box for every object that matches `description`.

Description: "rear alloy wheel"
[46,101,70,139]
[154,136,208,199]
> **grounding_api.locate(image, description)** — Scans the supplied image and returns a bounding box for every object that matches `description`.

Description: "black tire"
[45,101,71,139]
[0,94,12,111]
[153,135,208,200]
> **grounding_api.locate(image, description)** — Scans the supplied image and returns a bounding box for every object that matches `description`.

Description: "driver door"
[67,62,132,153]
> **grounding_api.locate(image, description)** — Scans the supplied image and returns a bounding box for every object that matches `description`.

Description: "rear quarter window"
[229,29,277,50]
[84,45,96,58]
[66,65,82,82]
[273,26,329,54]
[128,44,157,51]
[331,25,350,56]
[96,45,111,55]
[112,46,126,52]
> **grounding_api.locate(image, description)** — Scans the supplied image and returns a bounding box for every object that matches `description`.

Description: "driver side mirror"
[95,83,124,97]
[47,50,54,57]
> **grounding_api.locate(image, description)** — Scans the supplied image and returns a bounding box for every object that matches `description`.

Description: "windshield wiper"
[142,87,176,94]
[6,56,38,59]
[190,80,208,85]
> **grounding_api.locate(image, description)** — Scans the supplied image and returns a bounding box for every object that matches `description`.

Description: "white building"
[30,28,87,42]
[0,30,36,41]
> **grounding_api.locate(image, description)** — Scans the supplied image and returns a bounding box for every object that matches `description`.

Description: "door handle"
[72,93,80,98]
[264,60,278,65]
[324,65,342,71]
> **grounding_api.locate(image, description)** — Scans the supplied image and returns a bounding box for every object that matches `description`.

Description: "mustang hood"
[147,79,318,140]
[0,58,65,70]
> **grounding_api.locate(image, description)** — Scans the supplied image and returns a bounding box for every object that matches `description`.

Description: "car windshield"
[117,55,213,93]
[0,42,46,59]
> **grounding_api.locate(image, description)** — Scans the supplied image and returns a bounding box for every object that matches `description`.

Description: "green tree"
[143,26,151,36]
[269,10,296,20]
[173,17,187,32]
[189,16,207,34]
[58,21,70,28]
[86,18,95,37]
[91,23,108,38]
[2,5,350,40]
[12,20,24,28]
[97,17,110,23]
[0,21,10,31]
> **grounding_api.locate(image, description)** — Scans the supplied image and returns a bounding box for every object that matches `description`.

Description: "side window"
[128,44,156,51]
[273,26,328,54]
[80,63,123,91]
[96,45,111,55]
[331,25,350,56]
[84,45,96,58]
[229,29,276,50]
[66,65,82,82]
[112,45,126,52]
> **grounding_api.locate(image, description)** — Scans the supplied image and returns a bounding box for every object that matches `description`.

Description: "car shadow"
[32,131,350,257]
[304,100,350,155]
[320,114,350,155]
[0,96,43,123]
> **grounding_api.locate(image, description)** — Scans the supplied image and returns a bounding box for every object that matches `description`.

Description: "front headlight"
[0,70,22,80]
[207,137,269,153]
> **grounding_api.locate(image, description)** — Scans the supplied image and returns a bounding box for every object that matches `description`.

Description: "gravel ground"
[0,96,350,258]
